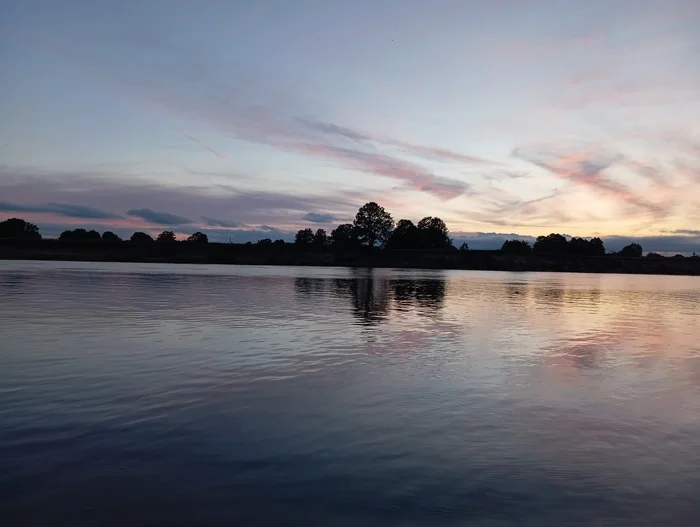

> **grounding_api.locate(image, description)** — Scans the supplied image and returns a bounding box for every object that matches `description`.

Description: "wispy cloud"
[126,208,193,225]
[302,144,471,200]
[0,165,365,229]
[201,216,245,228]
[297,118,500,166]
[511,145,669,215]
[303,212,336,223]
[173,126,229,159]
[0,201,121,219]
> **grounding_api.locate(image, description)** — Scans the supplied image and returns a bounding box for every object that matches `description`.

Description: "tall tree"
[501,239,531,255]
[157,231,177,243]
[353,202,394,247]
[102,231,122,242]
[589,237,605,256]
[330,224,359,250]
[187,232,209,244]
[417,216,452,249]
[295,228,314,246]
[619,243,642,257]
[0,218,41,240]
[533,233,569,254]
[386,219,420,249]
[313,228,329,248]
[59,228,100,241]
[130,232,154,244]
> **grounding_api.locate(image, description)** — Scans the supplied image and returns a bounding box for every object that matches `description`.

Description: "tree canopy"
[0,218,41,240]
[386,219,420,249]
[59,228,101,241]
[101,231,122,242]
[354,202,394,247]
[187,232,209,244]
[619,243,642,257]
[156,231,177,243]
[313,228,329,248]
[501,239,531,255]
[330,224,359,249]
[130,231,154,244]
[416,216,452,249]
[295,228,314,246]
[533,233,569,254]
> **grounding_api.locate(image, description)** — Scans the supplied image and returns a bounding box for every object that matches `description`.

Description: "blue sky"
[1,0,699,251]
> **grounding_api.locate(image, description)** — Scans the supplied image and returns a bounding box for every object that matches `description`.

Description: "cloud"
[0,200,121,219]
[512,145,667,214]
[0,165,365,229]
[303,212,337,223]
[670,229,700,236]
[304,144,470,200]
[173,126,229,159]
[126,208,193,225]
[201,216,246,228]
[259,225,279,232]
[298,117,499,166]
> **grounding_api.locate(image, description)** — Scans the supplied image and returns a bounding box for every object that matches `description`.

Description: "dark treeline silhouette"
[295,202,453,251]
[1,212,699,275]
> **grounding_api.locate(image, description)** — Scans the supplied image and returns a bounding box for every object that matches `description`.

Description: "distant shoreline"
[2,240,699,276]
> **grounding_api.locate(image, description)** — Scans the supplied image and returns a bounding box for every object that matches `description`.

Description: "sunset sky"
[1,0,699,251]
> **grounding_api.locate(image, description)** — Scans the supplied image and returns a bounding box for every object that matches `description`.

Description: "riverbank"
[1,239,699,275]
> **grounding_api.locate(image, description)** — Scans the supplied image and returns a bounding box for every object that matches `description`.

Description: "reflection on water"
[295,269,447,326]
[1,261,700,526]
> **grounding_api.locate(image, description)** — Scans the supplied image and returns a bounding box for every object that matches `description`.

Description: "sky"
[1,0,699,252]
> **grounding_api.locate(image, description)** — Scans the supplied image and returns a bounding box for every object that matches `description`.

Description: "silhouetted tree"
[589,237,605,256]
[257,238,273,245]
[459,242,469,252]
[386,219,420,249]
[313,228,329,248]
[130,231,154,244]
[295,228,314,246]
[187,232,208,244]
[533,233,569,254]
[417,216,452,249]
[0,218,41,240]
[101,231,121,242]
[646,252,663,258]
[354,202,394,247]
[501,239,531,255]
[330,223,360,250]
[619,243,642,258]
[273,239,286,245]
[569,237,588,255]
[59,228,101,241]
[567,236,605,256]
[156,230,177,243]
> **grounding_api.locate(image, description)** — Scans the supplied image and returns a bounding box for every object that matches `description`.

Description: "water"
[1,261,699,526]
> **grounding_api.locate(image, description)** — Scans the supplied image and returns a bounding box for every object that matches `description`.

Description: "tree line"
[0,218,210,244]
[294,202,458,250]
[0,211,654,257]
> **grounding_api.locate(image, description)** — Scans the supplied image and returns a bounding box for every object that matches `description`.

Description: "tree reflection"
[391,278,446,314]
[294,277,328,297]
[334,270,390,326]
[295,270,448,326]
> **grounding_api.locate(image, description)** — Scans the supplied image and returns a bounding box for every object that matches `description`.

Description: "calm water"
[1,261,699,526]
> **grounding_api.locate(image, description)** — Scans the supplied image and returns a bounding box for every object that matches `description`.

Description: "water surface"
[1,261,699,526]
